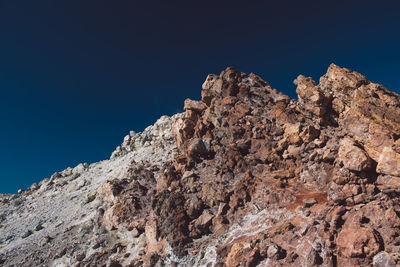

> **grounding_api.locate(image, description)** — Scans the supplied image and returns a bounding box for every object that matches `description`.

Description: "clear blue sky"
[1,1,400,193]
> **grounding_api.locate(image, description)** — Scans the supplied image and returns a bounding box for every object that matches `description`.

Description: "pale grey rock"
[267,244,284,259]
[110,114,182,159]
[60,168,73,177]
[50,172,61,181]
[72,163,86,174]
[373,251,397,267]
[0,113,182,267]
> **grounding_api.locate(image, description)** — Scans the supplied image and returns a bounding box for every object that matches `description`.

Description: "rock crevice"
[1,64,400,266]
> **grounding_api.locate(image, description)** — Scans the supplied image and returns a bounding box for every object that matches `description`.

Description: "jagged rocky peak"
[1,64,400,266]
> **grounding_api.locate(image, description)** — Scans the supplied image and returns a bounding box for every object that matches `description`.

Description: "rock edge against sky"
[1,64,400,266]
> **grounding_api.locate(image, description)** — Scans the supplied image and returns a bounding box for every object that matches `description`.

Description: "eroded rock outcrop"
[1,64,400,267]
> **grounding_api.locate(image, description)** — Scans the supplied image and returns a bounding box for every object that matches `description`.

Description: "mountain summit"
[1,64,400,266]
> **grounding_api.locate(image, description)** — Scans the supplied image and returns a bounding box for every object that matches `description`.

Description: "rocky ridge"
[1,64,400,266]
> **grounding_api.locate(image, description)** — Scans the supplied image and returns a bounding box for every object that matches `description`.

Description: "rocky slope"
[1,64,400,266]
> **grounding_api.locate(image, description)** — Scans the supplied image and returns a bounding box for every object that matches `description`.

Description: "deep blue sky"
[1,1,400,193]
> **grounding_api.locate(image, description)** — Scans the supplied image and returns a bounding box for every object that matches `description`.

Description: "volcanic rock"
[1,64,400,267]
[338,138,373,171]
[377,146,400,176]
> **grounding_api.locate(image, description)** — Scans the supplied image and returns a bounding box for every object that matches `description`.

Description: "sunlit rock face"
[1,64,400,267]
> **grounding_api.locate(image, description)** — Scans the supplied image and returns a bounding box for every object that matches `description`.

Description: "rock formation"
[1,64,400,266]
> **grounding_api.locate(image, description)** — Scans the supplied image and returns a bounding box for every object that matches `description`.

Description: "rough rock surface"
[1,64,400,266]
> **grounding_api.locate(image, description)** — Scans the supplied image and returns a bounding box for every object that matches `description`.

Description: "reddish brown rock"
[11,64,400,267]
[377,146,400,176]
[184,99,207,113]
[152,64,400,266]
[338,138,373,171]
[337,225,382,258]
[295,74,329,120]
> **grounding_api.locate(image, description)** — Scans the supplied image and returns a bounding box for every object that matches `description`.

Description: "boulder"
[373,251,400,266]
[184,99,207,113]
[376,147,400,176]
[188,138,209,159]
[192,210,213,235]
[295,75,329,118]
[337,225,382,258]
[338,138,373,171]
